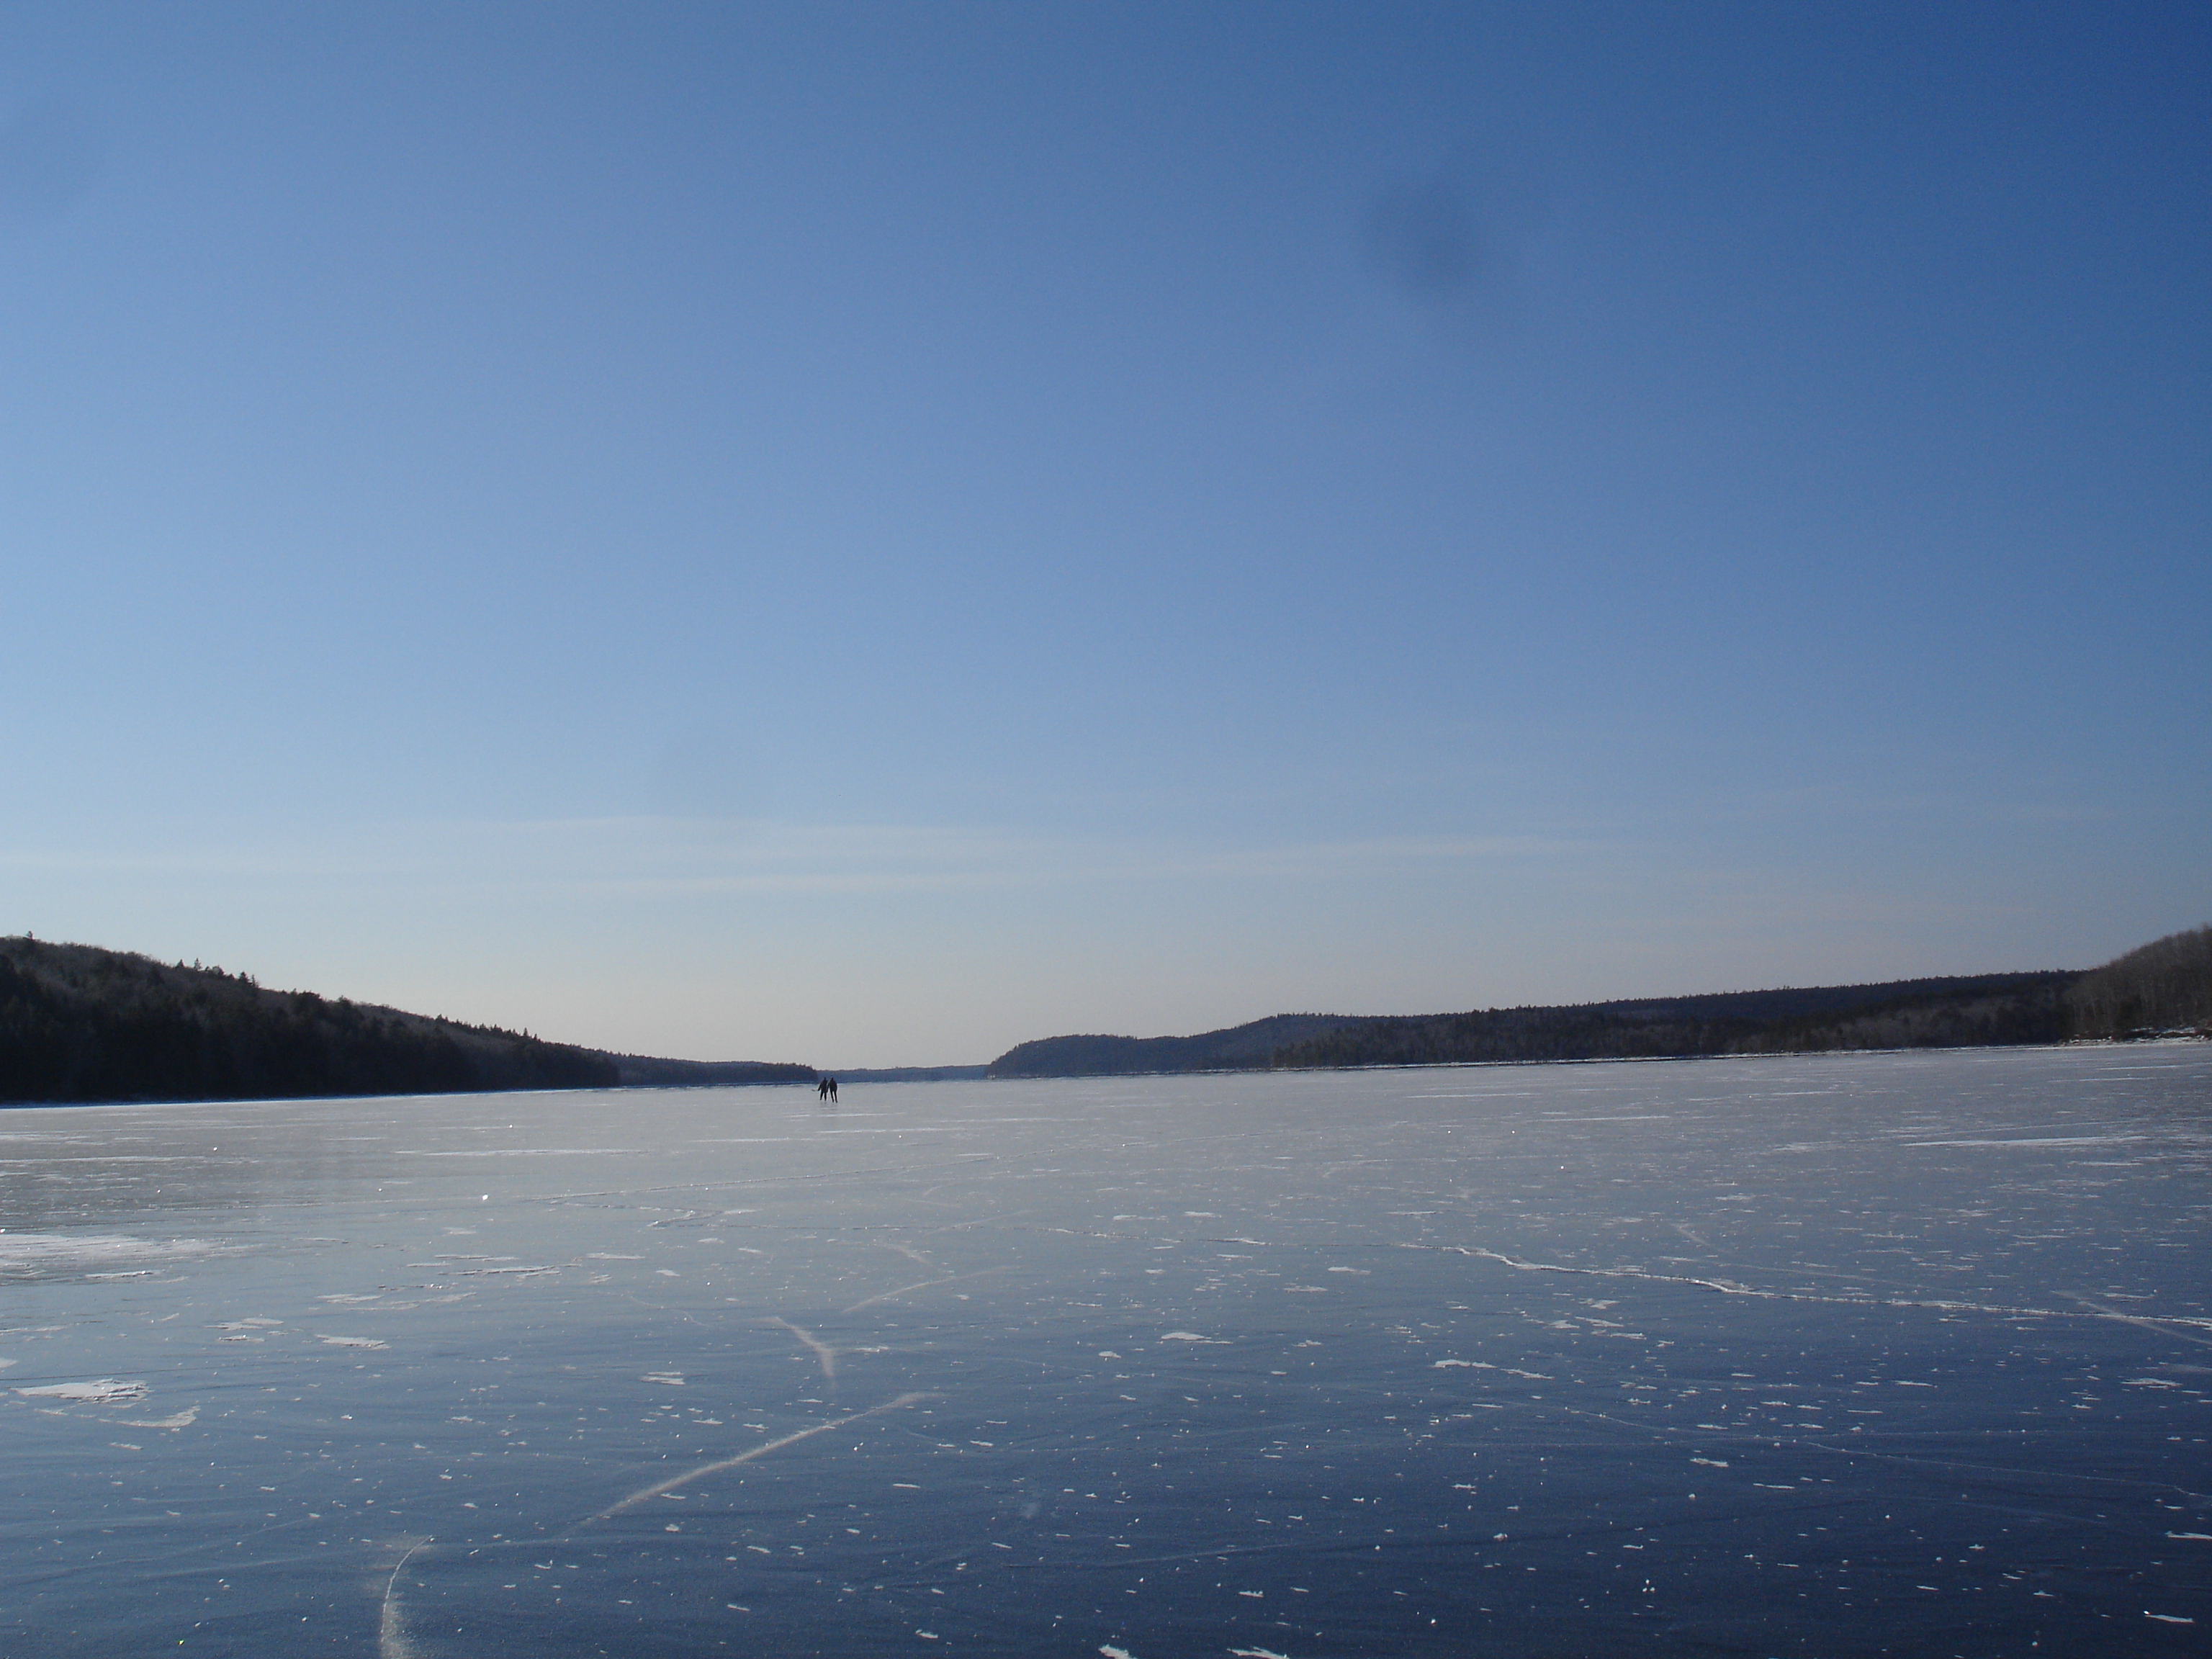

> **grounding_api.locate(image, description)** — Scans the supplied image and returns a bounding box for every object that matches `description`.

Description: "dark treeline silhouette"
[827,1065,991,1084]
[610,1056,816,1087]
[0,937,624,1105]
[987,928,2212,1080]
[2065,925,2212,1038]
[1269,974,2080,1070]
[989,1014,1357,1079]
[14,925,2201,1104]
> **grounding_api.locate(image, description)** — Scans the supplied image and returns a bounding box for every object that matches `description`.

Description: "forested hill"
[1270,971,2081,1070]
[988,1014,1359,1079]
[0,938,624,1104]
[0,937,822,1105]
[984,930,2212,1079]
[2065,925,2212,1038]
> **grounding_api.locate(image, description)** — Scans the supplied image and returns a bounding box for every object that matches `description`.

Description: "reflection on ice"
[0,1043,2208,1654]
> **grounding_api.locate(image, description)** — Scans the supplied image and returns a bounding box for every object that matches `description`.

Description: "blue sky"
[3,1,2205,1065]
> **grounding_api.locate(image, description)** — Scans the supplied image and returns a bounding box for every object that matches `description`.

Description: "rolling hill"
[0,937,810,1105]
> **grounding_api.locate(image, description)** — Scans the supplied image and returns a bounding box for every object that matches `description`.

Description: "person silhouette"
[827,1076,840,1104]
[817,1076,830,1102]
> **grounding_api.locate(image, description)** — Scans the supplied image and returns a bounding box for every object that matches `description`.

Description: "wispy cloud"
[0,816,1578,898]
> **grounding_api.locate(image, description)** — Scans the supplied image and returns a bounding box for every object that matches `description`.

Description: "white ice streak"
[1415,1244,2212,1341]
[1905,1136,2142,1148]
[377,1535,435,1659]
[2065,1293,2212,1351]
[0,1232,207,1270]
[767,1316,840,1380]
[844,1267,1004,1314]
[588,1393,937,1520]
[405,1147,642,1156]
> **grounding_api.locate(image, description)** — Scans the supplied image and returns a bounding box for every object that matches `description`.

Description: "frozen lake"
[2,1043,2208,1656]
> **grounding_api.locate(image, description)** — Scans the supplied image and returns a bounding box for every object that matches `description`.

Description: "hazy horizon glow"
[3,2,2206,1065]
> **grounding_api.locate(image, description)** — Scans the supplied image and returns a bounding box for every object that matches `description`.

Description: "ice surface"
[0,1043,2208,1654]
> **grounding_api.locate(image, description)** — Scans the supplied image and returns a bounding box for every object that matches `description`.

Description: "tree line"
[986,925,2212,1079]
[0,937,618,1105]
[1265,974,2081,1071]
[2064,924,2212,1038]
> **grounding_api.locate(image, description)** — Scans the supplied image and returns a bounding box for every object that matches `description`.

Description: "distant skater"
[827,1076,840,1104]
[817,1076,830,1102]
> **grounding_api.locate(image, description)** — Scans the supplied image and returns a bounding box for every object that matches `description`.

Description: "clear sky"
[3,1,2206,1066]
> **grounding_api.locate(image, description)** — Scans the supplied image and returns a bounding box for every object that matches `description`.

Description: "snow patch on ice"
[118,1406,198,1429]
[17,1378,148,1403]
